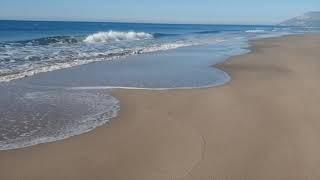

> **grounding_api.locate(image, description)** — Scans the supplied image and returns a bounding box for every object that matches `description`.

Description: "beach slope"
[1,35,320,180]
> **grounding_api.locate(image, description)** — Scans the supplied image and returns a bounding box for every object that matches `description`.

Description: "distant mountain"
[279,11,320,27]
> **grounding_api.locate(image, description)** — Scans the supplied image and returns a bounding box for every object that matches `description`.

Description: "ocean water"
[0,20,318,150]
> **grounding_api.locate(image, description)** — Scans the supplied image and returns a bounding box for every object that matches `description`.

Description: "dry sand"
[1,35,320,180]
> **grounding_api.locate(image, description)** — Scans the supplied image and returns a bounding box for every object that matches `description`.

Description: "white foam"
[0,42,197,82]
[83,31,153,43]
[0,92,120,151]
[139,43,195,53]
[245,30,266,33]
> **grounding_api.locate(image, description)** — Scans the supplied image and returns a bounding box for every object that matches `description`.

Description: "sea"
[0,20,318,150]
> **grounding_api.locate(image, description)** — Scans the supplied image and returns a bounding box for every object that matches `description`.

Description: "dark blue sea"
[0,20,318,150]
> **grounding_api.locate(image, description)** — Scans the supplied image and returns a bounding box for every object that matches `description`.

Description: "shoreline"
[1,34,320,179]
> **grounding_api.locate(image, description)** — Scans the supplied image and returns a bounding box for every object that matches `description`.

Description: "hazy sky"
[0,0,319,24]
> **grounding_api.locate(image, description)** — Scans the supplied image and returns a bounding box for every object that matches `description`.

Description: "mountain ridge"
[280,11,320,26]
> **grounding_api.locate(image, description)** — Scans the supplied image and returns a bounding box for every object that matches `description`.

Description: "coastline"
[1,34,320,179]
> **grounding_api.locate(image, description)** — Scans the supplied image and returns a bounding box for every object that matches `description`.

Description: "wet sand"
[1,34,320,180]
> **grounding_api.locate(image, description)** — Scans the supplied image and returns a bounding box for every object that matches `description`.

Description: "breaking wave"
[83,31,153,43]
[245,30,266,33]
[15,36,81,46]
[4,30,223,46]
[194,30,220,34]
[153,33,180,38]
[0,41,195,82]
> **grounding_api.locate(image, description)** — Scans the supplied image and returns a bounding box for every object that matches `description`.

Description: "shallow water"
[1,21,319,150]
[16,41,249,89]
[0,83,119,150]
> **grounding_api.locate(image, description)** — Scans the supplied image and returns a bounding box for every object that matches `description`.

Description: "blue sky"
[0,0,319,24]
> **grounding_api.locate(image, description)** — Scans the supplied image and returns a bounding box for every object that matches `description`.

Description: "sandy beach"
[1,34,320,180]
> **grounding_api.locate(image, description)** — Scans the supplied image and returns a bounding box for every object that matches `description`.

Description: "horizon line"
[0,18,276,26]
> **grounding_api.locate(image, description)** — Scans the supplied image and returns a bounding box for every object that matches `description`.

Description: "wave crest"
[16,36,80,46]
[245,30,266,33]
[83,31,153,43]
